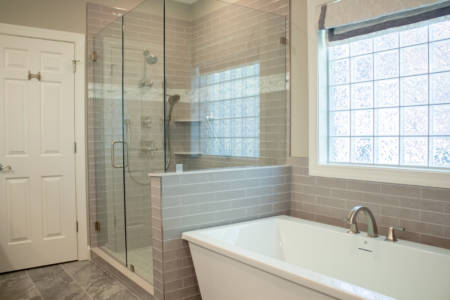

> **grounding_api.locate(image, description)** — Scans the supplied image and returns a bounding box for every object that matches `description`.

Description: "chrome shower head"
[167,94,180,106]
[143,49,158,64]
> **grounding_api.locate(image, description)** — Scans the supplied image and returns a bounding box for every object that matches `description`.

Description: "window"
[200,64,260,158]
[326,17,450,170]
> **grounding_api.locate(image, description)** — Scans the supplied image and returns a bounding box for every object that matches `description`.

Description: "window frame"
[308,9,450,189]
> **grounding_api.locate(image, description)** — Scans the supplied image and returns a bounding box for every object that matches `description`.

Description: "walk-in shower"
[88,0,287,290]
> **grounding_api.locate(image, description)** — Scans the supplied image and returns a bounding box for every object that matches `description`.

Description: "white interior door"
[0,34,77,273]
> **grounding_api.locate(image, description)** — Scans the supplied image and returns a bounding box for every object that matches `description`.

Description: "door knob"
[0,164,12,172]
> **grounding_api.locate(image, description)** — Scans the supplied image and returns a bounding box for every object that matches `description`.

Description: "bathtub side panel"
[189,243,336,300]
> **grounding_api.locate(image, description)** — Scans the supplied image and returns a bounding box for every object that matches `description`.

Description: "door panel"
[0,34,77,273]
[4,79,28,156]
[6,177,31,244]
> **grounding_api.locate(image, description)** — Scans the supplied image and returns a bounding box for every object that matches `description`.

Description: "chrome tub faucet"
[346,206,378,237]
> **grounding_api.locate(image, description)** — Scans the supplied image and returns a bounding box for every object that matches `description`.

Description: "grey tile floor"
[0,260,141,300]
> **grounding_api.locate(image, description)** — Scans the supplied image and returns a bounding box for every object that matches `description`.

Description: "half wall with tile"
[149,165,291,300]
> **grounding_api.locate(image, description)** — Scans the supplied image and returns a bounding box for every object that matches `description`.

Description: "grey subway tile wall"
[289,157,450,249]
[150,164,291,300]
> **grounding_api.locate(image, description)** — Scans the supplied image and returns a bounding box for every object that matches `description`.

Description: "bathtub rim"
[182,215,449,300]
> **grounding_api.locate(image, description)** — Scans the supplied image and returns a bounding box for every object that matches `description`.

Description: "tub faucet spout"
[346,206,378,237]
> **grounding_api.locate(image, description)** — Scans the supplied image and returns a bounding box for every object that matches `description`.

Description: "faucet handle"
[385,226,406,242]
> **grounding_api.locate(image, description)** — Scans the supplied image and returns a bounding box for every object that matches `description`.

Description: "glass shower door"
[93,17,127,265]
[122,0,164,284]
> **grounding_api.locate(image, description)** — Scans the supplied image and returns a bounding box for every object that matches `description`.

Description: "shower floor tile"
[102,245,153,284]
[128,246,153,283]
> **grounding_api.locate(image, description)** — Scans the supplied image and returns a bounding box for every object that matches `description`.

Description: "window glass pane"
[375,108,399,136]
[375,79,399,107]
[330,111,350,136]
[401,137,428,166]
[430,104,450,135]
[374,49,399,79]
[430,137,450,167]
[430,19,450,41]
[329,59,350,85]
[430,39,450,72]
[375,137,399,165]
[329,44,349,60]
[351,54,373,82]
[351,82,373,109]
[374,32,399,51]
[400,27,428,47]
[350,38,373,56]
[351,110,373,136]
[401,75,428,106]
[329,85,350,110]
[430,72,450,104]
[330,137,350,162]
[351,137,373,163]
[400,44,428,76]
[400,106,428,136]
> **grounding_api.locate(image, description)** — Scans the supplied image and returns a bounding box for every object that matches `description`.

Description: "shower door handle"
[111,140,128,168]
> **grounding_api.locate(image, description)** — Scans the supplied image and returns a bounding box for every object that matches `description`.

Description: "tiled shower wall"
[150,165,291,300]
[172,1,289,170]
[289,157,450,249]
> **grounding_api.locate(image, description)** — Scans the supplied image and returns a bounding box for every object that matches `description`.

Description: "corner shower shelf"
[174,152,202,157]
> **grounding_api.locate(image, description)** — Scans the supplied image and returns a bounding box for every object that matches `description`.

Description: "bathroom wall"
[288,0,450,250]
[0,0,141,33]
[150,165,291,300]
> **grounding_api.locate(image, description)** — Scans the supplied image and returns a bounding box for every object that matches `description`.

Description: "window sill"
[309,162,450,188]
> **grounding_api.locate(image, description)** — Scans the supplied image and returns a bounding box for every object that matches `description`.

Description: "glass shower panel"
[165,0,288,171]
[122,0,164,284]
[93,17,127,264]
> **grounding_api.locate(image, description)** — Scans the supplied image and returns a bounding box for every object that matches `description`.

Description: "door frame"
[0,22,89,260]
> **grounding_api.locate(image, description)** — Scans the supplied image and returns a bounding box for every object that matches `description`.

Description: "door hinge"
[95,221,101,232]
[74,142,77,153]
[76,221,79,233]
[72,59,80,73]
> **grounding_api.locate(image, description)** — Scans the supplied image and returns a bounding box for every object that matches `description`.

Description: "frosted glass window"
[327,17,450,169]
[200,64,260,158]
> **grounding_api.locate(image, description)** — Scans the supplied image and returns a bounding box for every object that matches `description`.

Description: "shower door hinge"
[90,51,97,62]
[72,59,80,73]
[76,221,79,233]
[95,221,101,232]
[74,142,77,153]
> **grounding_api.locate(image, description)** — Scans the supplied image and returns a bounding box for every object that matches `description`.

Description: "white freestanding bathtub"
[182,216,450,300]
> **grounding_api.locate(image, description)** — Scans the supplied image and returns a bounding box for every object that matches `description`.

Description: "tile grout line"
[24,269,46,300]
[59,263,94,300]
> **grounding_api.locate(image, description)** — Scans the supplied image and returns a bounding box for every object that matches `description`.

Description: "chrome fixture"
[143,49,158,65]
[111,140,128,168]
[165,94,181,170]
[345,206,378,237]
[28,71,41,81]
[385,226,405,242]
[138,49,158,88]
[0,163,12,172]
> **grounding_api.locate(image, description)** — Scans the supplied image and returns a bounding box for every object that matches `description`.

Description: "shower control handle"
[111,140,128,168]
